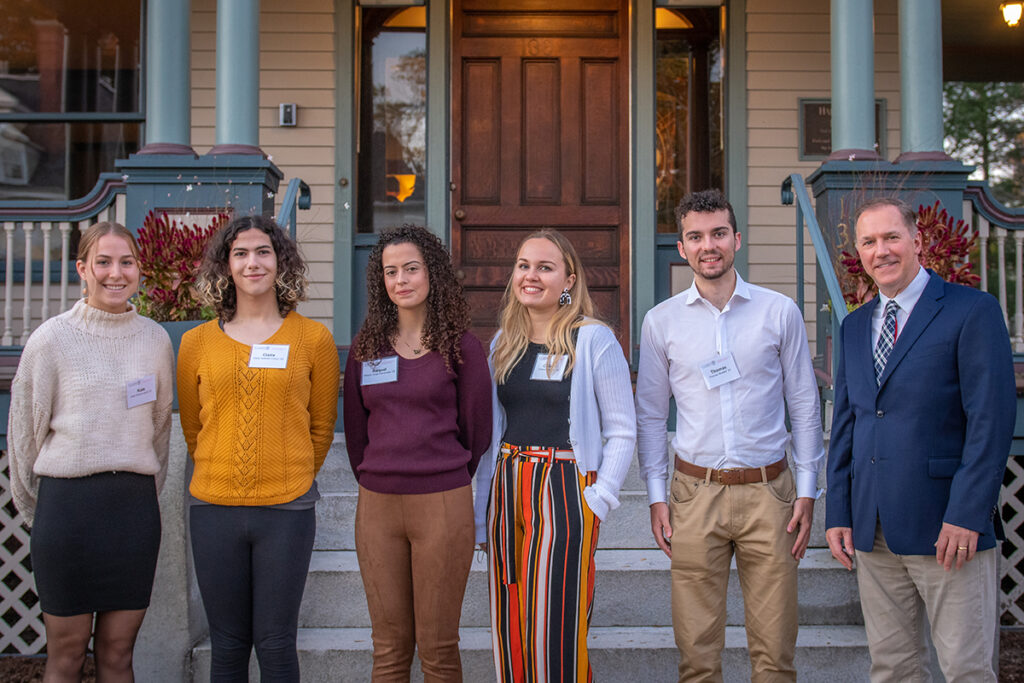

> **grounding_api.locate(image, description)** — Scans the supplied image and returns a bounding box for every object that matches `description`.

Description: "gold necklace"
[394,333,423,355]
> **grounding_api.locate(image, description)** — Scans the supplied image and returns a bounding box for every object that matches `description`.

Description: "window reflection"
[655,8,724,234]
[357,7,427,234]
[0,1,141,200]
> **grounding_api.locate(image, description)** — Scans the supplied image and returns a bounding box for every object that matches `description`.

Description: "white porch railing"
[963,181,1024,352]
[0,174,128,346]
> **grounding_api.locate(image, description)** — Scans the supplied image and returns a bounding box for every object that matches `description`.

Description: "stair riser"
[313,492,831,550]
[299,562,861,628]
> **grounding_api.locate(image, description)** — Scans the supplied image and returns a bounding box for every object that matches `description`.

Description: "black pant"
[190,505,315,683]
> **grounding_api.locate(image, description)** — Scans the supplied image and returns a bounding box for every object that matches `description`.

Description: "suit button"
[876,410,884,418]
[871,457,875,463]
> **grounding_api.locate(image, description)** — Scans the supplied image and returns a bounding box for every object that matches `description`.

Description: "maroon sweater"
[343,331,492,494]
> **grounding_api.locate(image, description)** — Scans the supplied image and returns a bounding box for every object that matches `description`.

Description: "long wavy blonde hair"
[492,229,599,384]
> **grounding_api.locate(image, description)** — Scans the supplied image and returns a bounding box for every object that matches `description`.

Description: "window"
[356,6,427,234]
[0,0,143,201]
[655,8,724,234]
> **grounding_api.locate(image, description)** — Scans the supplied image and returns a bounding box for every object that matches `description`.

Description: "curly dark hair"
[674,189,737,239]
[353,225,470,371]
[195,214,308,321]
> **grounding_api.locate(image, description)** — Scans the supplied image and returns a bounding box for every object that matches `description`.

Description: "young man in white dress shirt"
[636,189,824,682]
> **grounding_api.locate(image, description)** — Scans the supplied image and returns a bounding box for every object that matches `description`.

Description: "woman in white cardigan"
[473,229,635,683]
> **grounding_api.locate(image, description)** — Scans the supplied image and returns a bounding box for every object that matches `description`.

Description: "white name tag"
[700,352,741,390]
[531,353,568,381]
[249,344,290,369]
[126,374,157,409]
[362,356,399,385]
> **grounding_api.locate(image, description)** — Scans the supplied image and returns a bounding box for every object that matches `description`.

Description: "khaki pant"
[856,524,998,683]
[669,467,799,683]
[355,484,475,683]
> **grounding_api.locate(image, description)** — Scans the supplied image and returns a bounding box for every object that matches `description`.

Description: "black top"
[498,342,572,448]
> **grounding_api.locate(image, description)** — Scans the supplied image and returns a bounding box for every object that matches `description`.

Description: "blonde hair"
[492,229,601,384]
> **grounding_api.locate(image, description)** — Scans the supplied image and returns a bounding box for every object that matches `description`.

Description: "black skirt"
[30,471,161,616]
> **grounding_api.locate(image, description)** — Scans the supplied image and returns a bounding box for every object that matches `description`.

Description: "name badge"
[362,356,399,385]
[700,352,740,390]
[530,353,568,381]
[249,344,290,369]
[126,374,157,409]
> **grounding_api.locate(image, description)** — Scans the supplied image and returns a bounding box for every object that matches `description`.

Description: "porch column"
[830,0,880,160]
[139,0,194,155]
[211,0,262,155]
[897,0,949,160]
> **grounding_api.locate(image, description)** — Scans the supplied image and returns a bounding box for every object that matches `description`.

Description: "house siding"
[745,0,902,341]
[191,0,337,326]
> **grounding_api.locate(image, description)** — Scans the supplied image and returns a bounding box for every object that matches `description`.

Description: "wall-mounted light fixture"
[1002,2,1023,27]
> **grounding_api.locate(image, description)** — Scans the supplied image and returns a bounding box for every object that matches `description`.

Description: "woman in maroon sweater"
[343,224,492,682]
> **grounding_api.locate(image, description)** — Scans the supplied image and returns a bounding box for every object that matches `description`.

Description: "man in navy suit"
[826,197,1016,682]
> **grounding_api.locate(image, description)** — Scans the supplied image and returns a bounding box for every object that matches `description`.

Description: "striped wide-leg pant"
[487,443,600,683]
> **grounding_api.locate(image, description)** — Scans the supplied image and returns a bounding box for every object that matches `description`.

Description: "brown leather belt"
[675,456,788,485]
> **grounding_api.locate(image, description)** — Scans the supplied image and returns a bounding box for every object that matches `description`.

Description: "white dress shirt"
[870,266,929,347]
[636,272,825,504]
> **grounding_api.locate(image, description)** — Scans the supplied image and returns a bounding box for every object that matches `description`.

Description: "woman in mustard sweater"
[177,215,340,682]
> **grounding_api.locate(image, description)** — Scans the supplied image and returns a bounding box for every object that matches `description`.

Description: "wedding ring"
[957,546,968,551]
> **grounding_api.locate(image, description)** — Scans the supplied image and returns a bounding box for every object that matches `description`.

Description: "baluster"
[997,228,1009,329]
[115,193,126,225]
[40,222,51,322]
[1016,231,1024,348]
[77,220,90,300]
[20,222,34,344]
[2,222,14,345]
[978,216,990,293]
[59,222,71,312]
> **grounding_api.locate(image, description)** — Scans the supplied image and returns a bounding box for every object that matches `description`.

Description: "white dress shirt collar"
[684,270,753,309]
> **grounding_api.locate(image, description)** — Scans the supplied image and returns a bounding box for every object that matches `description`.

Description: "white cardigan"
[473,320,637,543]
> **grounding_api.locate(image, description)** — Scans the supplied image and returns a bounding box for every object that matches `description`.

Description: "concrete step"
[313,489,832,551]
[298,548,861,629]
[191,625,871,682]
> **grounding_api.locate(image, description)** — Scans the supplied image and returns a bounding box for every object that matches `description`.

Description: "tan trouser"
[355,484,475,683]
[856,524,998,683]
[669,467,799,683]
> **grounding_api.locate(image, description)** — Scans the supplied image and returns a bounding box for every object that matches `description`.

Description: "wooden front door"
[451,0,630,349]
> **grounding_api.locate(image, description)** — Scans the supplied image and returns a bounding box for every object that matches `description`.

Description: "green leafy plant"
[839,201,980,309]
[135,210,227,322]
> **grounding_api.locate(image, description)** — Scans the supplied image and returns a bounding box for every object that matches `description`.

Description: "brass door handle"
[455,269,466,280]
[454,208,466,221]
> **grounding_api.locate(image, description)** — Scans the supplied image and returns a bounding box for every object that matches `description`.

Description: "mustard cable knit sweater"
[7,300,174,527]
[177,312,340,506]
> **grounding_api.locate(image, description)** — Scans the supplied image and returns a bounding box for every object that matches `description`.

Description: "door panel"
[451,0,630,349]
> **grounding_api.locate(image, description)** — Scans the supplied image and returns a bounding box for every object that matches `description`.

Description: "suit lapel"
[852,298,878,388]
[877,273,945,390]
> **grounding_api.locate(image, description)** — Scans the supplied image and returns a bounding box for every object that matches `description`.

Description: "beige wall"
[745,0,902,340]
[191,0,337,328]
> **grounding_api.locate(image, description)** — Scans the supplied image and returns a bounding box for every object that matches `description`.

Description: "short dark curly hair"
[674,189,737,239]
[353,225,470,371]
[196,214,308,321]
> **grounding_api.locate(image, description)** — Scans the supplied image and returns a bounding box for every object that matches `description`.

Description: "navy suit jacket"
[826,271,1016,555]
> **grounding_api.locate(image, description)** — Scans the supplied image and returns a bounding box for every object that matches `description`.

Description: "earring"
[559,288,572,306]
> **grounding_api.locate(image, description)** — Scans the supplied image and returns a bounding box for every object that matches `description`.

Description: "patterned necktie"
[874,299,900,385]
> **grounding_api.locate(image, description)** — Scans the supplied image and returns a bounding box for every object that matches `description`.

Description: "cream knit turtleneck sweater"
[7,299,174,526]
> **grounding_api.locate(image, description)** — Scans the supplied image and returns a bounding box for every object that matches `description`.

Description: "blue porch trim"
[332,0,357,343]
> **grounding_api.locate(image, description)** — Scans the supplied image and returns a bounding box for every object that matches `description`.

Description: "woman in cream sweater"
[8,221,173,682]
[178,215,339,682]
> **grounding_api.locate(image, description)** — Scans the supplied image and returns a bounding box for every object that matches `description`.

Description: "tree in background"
[944,82,1024,207]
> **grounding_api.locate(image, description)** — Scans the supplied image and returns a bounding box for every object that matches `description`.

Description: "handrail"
[781,174,847,325]
[275,178,311,240]
[964,180,1024,227]
[0,173,126,222]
